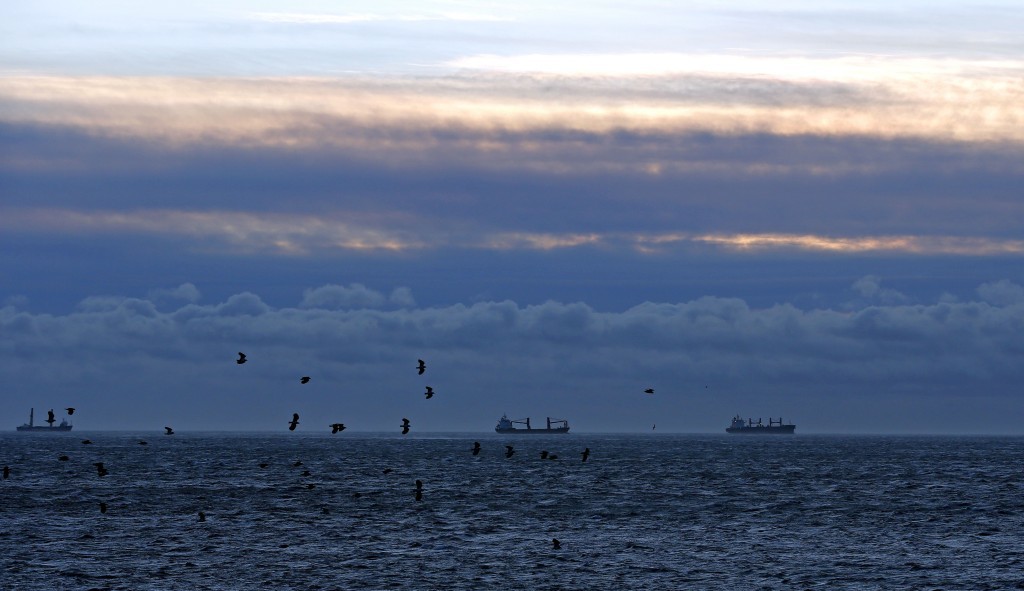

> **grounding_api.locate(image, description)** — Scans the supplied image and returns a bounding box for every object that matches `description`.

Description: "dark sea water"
[1,432,1022,590]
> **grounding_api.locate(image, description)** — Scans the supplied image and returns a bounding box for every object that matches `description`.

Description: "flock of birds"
[3,351,615,550]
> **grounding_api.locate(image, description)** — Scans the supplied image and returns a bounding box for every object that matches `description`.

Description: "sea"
[1,432,1022,591]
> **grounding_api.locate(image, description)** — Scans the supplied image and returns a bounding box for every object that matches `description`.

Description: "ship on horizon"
[726,415,794,434]
[16,408,73,432]
[495,414,569,434]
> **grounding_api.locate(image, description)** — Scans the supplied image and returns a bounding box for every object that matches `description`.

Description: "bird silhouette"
[164,427,174,435]
[505,445,515,458]
[540,450,549,459]
[401,418,410,435]
[472,442,481,456]
[258,463,269,469]
[46,409,56,425]
[382,468,393,474]
[293,460,303,467]
[138,440,148,446]
[198,511,206,522]
[417,359,426,375]
[644,388,654,394]
[301,470,311,477]
[548,454,559,460]
[300,376,310,384]
[289,413,300,431]
[415,479,424,501]
[424,386,434,400]
[81,439,93,445]
[58,455,70,462]
[552,538,561,550]
[99,502,107,514]
[94,462,108,477]
[236,352,247,365]
[65,407,76,415]
[330,423,346,434]
[581,448,590,462]
[2,466,9,479]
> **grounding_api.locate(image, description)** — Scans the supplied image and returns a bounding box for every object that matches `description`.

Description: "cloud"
[248,12,512,24]
[300,284,389,310]
[851,275,909,305]
[976,279,1024,306]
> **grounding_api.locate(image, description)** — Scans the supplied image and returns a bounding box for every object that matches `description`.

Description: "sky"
[1,0,1023,434]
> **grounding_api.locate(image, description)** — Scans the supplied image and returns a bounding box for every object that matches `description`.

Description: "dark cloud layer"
[2,282,1021,434]
[4,121,1024,240]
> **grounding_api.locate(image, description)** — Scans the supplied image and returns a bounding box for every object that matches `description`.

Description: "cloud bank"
[2,281,1022,433]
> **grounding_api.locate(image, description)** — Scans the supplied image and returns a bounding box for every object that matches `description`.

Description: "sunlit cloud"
[684,233,1024,256]
[4,208,1022,257]
[2,64,1022,149]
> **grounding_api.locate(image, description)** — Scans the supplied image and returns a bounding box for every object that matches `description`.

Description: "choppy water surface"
[2,433,1022,590]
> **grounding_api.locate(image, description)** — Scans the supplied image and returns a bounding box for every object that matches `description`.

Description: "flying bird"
[505,445,515,458]
[416,359,426,375]
[65,407,76,415]
[552,538,561,550]
[581,448,590,462]
[644,388,654,394]
[164,427,174,435]
[330,423,346,434]
[46,409,56,425]
[472,442,481,456]
[401,418,410,435]
[300,376,310,384]
[236,352,247,365]
[289,413,300,431]
[424,386,434,400]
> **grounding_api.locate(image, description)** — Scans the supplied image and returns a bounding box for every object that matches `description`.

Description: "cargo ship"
[16,408,73,432]
[726,415,794,434]
[495,414,569,434]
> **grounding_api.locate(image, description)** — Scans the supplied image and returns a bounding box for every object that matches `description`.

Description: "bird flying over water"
[472,442,481,456]
[644,388,654,394]
[164,427,174,435]
[581,448,590,462]
[552,538,561,550]
[417,359,426,375]
[236,352,247,365]
[65,407,75,415]
[505,445,515,458]
[401,418,410,435]
[300,376,310,384]
[330,423,346,434]
[289,413,300,431]
[424,386,434,399]
[46,409,56,425]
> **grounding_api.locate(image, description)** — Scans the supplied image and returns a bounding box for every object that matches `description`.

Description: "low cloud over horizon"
[2,280,1022,435]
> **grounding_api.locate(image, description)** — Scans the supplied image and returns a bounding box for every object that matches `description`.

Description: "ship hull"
[16,425,73,432]
[726,426,795,434]
[495,427,570,434]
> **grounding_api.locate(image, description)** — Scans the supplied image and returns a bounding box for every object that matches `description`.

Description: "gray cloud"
[1,283,1021,433]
